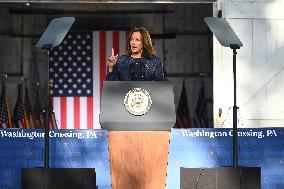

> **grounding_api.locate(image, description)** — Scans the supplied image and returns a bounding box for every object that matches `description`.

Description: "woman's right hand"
[108,48,118,73]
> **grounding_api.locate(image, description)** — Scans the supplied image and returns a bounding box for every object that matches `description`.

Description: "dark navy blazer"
[106,55,164,81]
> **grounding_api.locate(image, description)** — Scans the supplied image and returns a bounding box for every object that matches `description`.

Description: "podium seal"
[124,88,152,116]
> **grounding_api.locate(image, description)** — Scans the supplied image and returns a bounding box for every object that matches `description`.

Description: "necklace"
[131,53,143,59]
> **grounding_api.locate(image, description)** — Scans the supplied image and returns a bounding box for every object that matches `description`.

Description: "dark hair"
[126,27,156,58]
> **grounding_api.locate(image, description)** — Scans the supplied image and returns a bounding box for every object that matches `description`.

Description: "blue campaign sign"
[166,128,284,189]
[0,129,111,189]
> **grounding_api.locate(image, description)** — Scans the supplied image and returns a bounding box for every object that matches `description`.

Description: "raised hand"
[108,48,118,72]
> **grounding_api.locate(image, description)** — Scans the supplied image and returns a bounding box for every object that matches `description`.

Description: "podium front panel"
[100,81,175,131]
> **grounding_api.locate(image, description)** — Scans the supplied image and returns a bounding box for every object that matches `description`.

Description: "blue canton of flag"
[49,33,93,97]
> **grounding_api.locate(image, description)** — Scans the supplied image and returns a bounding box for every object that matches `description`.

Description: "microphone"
[140,62,145,81]
[129,62,137,81]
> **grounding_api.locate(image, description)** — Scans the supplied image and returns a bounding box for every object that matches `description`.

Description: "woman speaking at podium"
[106,27,164,81]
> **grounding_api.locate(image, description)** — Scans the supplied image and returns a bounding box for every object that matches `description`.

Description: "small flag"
[0,78,12,128]
[13,82,29,128]
[195,81,209,128]
[175,78,192,128]
[33,83,44,128]
[23,86,35,128]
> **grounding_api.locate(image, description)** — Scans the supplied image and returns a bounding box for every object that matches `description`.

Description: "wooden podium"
[100,81,176,189]
[108,131,170,189]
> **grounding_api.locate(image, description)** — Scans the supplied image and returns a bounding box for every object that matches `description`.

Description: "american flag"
[0,79,12,128]
[175,78,192,128]
[33,83,44,128]
[23,86,35,128]
[195,81,209,128]
[50,31,128,129]
[13,83,29,128]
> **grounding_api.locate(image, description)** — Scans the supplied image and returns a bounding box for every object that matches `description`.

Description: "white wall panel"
[252,19,266,71]
[216,1,284,128]
[224,2,284,19]
[266,20,277,62]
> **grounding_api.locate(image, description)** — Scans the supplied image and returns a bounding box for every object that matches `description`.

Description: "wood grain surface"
[108,131,170,189]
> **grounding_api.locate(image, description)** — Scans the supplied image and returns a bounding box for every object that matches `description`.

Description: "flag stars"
[59,90,63,94]
[49,33,92,96]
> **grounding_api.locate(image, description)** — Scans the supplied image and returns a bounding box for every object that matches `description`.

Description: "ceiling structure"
[0,0,216,3]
